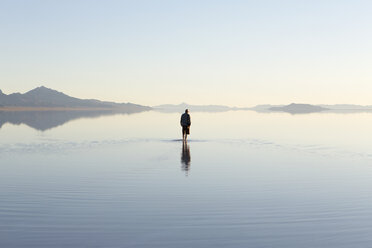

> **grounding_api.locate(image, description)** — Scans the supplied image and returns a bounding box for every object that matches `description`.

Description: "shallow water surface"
[1,110,372,247]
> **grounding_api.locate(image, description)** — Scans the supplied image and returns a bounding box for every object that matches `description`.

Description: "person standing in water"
[180,109,191,142]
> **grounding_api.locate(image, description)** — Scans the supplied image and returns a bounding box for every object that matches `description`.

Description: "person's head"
[185,109,189,113]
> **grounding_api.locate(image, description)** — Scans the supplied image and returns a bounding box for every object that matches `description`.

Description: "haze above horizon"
[1,0,372,106]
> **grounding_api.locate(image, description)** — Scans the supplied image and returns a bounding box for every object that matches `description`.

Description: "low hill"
[269,103,329,114]
[251,103,372,114]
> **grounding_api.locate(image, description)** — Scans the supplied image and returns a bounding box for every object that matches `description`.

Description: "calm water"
[1,110,372,247]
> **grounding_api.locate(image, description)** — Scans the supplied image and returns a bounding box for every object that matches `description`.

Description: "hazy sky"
[1,0,372,106]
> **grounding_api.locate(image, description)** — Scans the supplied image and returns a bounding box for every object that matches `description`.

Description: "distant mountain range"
[154,102,372,114]
[2,86,372,117]
[154,103,249,112]
[251,103,372,114]
[0,86,151,112]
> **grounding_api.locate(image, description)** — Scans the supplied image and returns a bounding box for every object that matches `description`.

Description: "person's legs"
[184,126,189,142]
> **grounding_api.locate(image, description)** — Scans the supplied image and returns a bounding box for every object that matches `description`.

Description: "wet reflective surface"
[1,110,372,247]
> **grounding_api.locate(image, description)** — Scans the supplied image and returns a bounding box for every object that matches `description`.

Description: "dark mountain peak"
[32,85,48,91]
[26,86,63,95]
[36,86,49,91]
[0,89,3,95]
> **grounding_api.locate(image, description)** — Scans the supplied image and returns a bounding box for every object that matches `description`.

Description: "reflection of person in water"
[180,109,191,142]
[181,142,191,175]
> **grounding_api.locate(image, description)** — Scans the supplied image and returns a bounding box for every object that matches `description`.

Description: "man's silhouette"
[180,109,191,142]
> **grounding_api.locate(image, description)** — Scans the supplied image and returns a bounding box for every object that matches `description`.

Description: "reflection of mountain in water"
[0,110,144,131]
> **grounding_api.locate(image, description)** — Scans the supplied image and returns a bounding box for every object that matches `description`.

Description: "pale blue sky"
[1,0,372,106]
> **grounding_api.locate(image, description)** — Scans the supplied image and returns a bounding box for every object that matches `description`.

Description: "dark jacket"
[180,113,191,126]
